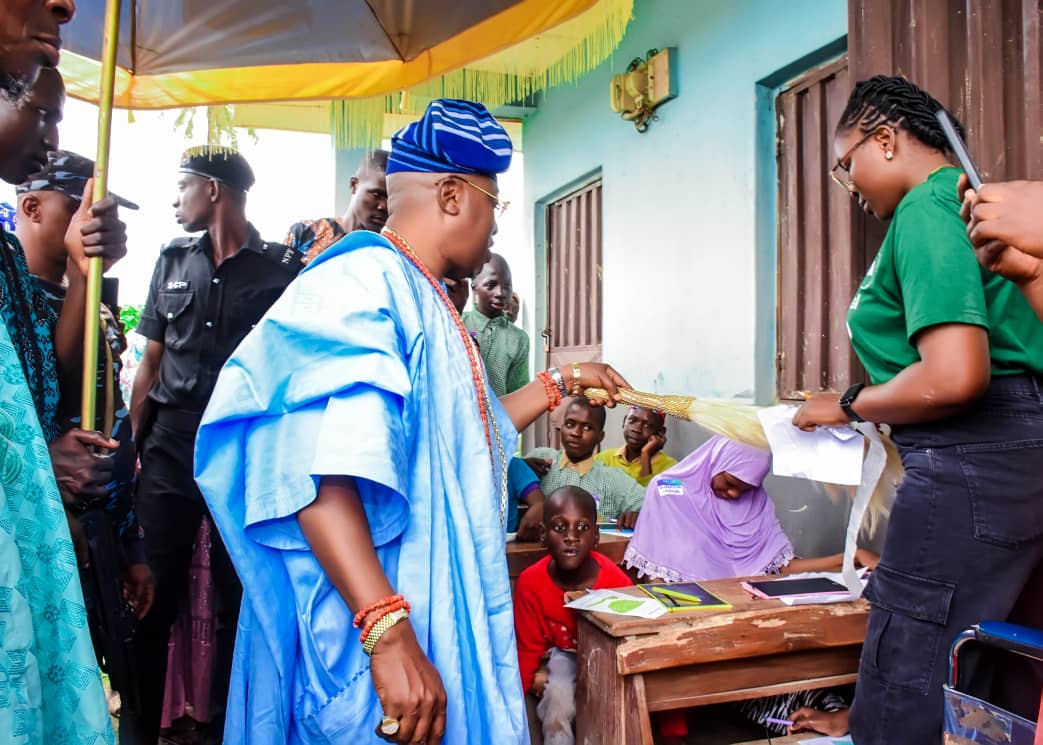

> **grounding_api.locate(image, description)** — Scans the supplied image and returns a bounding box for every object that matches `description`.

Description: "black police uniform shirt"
[136,224,302,413]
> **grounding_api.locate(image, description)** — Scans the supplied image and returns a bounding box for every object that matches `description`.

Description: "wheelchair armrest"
[976,621,1043,662]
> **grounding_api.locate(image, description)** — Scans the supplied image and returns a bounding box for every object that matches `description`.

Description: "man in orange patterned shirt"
[284,149,388,264]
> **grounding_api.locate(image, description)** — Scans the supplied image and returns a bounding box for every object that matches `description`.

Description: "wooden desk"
[506,533,630,580]
[573,580,868,745]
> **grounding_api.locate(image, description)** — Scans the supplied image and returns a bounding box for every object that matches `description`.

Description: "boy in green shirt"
[526,398,645,528]
[463,253,530,395]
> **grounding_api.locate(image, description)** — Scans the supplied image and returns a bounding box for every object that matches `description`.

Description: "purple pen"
[765,716,794,728]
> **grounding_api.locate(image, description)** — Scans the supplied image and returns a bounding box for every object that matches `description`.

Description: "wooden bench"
[572,580,868,744]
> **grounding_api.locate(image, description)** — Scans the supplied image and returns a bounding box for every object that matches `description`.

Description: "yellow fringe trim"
[169,0,632,148]
[174,107,258,150]
[328,0,634,149]
[177,0,632,149]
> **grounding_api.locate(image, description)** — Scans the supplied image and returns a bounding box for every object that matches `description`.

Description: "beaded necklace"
[382,227,509,528]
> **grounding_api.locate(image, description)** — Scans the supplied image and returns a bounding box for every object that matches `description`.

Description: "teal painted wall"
[522,0,871,556]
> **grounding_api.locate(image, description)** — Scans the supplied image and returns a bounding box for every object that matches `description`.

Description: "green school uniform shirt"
[463,308,530,396]
[847,167,1043,385]
[526,447,646,518]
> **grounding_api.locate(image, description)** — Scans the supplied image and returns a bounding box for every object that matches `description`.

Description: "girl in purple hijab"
[625,436,866,734]
[624,436,795,581]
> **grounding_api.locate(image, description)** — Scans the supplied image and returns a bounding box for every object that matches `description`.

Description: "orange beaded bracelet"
[362,608,410,655]
[359,598,412,646]
[536,371,562,411]
[353,594,405,629]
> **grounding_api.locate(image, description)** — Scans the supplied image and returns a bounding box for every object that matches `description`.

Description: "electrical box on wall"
[610,47,678,132]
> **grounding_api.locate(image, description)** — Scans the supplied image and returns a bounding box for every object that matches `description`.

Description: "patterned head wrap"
[18,150,139,209]
[387,99,513,177]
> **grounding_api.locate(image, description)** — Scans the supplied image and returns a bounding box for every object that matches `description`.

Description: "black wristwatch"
[839,383,866,423]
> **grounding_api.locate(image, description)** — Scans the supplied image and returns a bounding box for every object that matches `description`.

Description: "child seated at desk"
[507,457,546,541]
[525,398,646,529]
[595,406,678,486]
[514,486,630,744]
[624,434,879,581]
[624,435,879,735]
[513,486,686,744]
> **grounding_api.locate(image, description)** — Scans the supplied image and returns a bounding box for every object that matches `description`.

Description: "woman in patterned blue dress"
[0,3,128,743]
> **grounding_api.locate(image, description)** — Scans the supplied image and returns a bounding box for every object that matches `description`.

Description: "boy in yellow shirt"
[595,406,677,486]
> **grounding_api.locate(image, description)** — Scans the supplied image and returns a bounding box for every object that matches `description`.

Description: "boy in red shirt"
[513,486,630,744]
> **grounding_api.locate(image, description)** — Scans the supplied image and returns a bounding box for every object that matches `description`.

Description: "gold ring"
[380,716,400,736]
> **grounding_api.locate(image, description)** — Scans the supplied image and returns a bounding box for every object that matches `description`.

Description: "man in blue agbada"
[194,99,629,744]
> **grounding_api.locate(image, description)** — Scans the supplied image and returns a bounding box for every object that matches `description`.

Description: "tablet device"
[744,576,849,599]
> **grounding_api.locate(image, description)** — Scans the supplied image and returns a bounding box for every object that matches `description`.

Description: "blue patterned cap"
[387,99,513,178]
[17,150,140,209]
[0,202,15,232]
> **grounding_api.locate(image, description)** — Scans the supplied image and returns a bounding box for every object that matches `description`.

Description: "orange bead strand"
[359,598,412,645]
[381,228,510,527]
[383,229,494,451]
[353,594,406,628]
[536,371,561,411]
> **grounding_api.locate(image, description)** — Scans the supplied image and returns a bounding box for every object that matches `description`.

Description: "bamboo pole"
[81,0,121,431]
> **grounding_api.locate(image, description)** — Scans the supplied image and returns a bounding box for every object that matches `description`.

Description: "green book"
[638,582,732,612]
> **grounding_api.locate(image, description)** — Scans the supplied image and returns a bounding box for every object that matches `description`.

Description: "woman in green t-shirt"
[790,76,1043,745]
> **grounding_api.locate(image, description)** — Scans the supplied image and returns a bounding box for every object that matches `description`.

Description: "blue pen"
[765,716,794,728]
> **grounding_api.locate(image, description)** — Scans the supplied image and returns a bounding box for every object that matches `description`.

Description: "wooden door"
[536,179,603,447]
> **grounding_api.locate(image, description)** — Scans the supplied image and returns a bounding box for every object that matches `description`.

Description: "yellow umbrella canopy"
[70,0,633,428]
[60,0,634,147]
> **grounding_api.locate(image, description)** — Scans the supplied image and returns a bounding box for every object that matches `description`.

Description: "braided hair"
[836,75,965,153]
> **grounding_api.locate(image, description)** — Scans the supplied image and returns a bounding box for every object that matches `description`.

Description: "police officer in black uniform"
[125,147,302,745]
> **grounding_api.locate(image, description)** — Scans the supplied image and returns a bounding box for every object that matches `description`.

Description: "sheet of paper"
[757,405,864,486]
[798,737,854,745]
[565,589,667,619]
[779,594,855,606]
[841,422,886,596]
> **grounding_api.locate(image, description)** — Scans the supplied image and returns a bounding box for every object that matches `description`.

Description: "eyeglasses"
[829,129,878,192]
[446,176,510,217]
